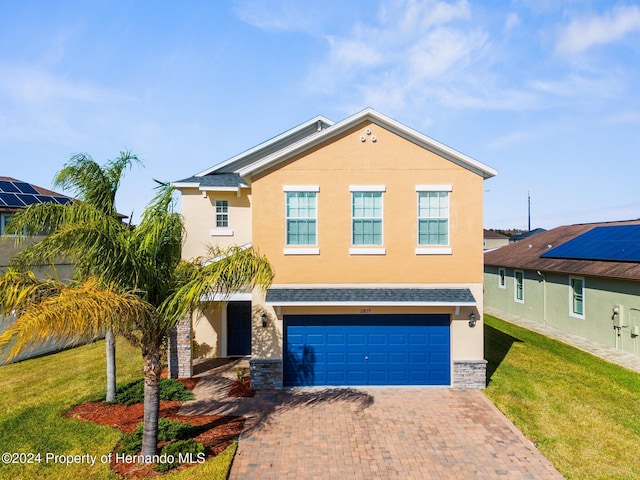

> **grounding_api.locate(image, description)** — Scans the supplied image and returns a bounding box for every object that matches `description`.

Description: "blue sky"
[1,0,639,230]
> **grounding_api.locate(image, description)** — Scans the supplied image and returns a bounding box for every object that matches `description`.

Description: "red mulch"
[66,399,244,478]
[228,378,256,398]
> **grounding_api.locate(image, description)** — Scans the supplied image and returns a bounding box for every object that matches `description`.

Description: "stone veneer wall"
[452,360,487,389]
[250,359,283,390]
[168,317,193,379]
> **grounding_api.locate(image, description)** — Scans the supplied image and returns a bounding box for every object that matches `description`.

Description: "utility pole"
[528,191,531,232]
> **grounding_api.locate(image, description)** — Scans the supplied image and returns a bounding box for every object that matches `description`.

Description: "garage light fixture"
[261,313,268,328]
[468,312,477,328]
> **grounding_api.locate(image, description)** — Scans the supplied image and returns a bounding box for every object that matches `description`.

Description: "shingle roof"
[265,288,476,305]
[484,219,640,281]
[173,173,248,188]
[483,229,508,239]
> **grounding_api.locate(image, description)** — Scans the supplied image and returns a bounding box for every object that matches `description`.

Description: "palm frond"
[161,245,274,321]
[0,277,153,362]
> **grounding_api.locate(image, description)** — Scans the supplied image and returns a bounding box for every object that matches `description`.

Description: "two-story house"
[173,108,496,389]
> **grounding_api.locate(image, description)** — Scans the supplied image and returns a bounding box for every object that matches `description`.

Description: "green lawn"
[485,314,640,479]
[0,338,236,480]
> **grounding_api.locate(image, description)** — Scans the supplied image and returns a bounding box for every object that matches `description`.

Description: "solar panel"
[53,197,72,205]
[541,225,640,262]
[0,192,26,207]
[0,181,20,193]
[14,182,39,194]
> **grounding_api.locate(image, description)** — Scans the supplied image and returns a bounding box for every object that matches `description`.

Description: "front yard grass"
[485,314,640,479]
[0,338,236,480]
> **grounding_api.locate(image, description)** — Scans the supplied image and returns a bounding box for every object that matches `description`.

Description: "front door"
[227,301,252,356]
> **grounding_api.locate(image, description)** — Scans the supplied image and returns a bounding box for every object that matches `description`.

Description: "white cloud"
[557,5,640,54]
[505,12,520,31]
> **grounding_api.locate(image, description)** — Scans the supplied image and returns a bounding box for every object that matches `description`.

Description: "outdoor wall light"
[261,313,268,328]
[468,312,477,328]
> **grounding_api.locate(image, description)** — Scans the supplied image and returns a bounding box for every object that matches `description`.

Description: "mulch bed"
[65,381,245,478]
[228,378,256,398]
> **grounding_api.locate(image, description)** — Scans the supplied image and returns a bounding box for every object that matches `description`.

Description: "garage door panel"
[284,314,450,386]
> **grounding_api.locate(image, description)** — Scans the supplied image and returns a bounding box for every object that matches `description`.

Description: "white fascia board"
[171,182,201,189]
[265,301,476,307]
[196,115,334,177]
[237,107,497,180]
[283,185,320,192]
[416,184,452,192]
[200,292,253,302]
[199,186,239,193]
[349,185,386,192]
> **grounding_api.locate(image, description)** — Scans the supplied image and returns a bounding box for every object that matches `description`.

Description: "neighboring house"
[509,228,546,243]
[483,229,509,250]
[0,177,75,363]
[485,219,640,357]
[173,108,497,389]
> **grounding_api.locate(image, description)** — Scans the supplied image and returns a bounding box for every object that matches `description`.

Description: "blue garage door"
[284,314,450,386]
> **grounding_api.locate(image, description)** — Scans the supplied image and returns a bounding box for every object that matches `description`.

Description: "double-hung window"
[215,200,228,228]
[284,187,318,249]
[351,188,384,247]
[415,185,452,254]
[569,276,585,318]
[0,214,12,236]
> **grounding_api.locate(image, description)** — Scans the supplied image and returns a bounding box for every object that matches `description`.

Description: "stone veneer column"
[452,360,487,389]
[249,359,283,390]
[168,316,193,379]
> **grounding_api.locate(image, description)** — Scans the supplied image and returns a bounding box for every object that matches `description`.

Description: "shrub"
[112,378,194,405]
[117,418,197,456]
[155,439,205,472]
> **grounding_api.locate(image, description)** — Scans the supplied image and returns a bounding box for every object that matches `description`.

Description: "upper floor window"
[215,200,228,228]
[417,191,449,246]
[569,276,585,318]
[351,190,383,246]
[514,270,524,303]
[285,191,317,246]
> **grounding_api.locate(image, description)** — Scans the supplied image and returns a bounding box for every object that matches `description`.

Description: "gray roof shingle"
[174,173,247,188]
[265,288,476,304]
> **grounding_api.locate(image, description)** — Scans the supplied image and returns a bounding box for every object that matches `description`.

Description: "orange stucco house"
[172,108,496,389]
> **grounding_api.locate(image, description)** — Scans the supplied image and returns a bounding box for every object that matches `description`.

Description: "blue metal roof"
[541,225,640,262]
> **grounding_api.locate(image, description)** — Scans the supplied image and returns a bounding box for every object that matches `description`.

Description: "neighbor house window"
[570,276,585,318]
[285,191,317,245]
[417,191,449,246]
[352,191,383,246]
[215,200,228,228]
[514,270,524,303]
[0,214,13,236]
[498,268,506,289]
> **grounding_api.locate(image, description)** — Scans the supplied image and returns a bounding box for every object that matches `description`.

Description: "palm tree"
[0,182,273,457]
[5,152,140,401]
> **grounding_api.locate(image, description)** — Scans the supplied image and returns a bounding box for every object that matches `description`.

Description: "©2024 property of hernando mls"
[171,108,497,390]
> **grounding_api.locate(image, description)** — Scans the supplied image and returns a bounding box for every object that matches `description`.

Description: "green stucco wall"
[484,266,640,356]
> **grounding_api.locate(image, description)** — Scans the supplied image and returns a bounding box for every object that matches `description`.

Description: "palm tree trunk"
[105,329,116,402]
[140,348,162,457]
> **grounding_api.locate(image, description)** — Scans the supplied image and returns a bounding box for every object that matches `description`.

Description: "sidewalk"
[485,306,640,374]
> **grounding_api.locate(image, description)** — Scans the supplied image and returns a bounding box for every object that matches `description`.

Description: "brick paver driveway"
[181,370,563,480]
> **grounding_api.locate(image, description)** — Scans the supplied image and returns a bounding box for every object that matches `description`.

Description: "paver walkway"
[179,360,563,479]
[485,306,640,374]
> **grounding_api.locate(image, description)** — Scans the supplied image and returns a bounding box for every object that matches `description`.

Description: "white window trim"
[215,199,229,229]
[349,185,386,192]
[285,190,318,247]
[415,247,452,255]
[416,190,450,248]
[283,247,320,255]
[415,184,452,192]
[498,268,506,289]
[569,275,586,319]
[349,247,386,255]
[351,190,384,247]
[514,270,525,303]
[283,185,320,192]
